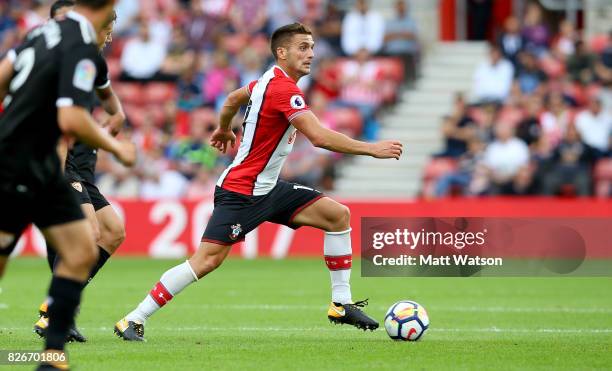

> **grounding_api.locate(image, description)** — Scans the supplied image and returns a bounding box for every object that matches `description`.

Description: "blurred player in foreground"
[33,0,127,344]
[0,0,135,368]
[115,23,402,341]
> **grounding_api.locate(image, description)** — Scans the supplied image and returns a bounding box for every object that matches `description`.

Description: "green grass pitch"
[1,258,611,370]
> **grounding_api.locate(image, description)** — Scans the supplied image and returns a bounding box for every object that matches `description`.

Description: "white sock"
[324,228,352,305]
[126,261,198,323]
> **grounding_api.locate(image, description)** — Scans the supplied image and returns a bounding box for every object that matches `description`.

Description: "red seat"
[594,159,612,198]
[113,83,145,105]
[144,83,177,104]
[423,157,458,181]
[325,107,363,137]
[375,57,404,81]
[123,104,147,127]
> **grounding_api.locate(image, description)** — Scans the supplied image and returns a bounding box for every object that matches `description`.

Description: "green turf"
[1,258,611,370]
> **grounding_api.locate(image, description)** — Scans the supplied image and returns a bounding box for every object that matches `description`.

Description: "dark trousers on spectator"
[541,166,591,196]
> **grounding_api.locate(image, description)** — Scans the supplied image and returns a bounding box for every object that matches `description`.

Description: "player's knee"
[101,222,126,250]
[90,223,101,244]
[64,242,98,270]
[329,204,351,231]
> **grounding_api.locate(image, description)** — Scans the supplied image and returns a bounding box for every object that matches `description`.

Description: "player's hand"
[114,140,137,167]
[103,113,125,136]
[370,140,403,160]
[210,127,236,154]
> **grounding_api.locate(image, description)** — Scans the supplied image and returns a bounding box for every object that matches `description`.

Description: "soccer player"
[33,1,127,344]
[0,0,135,369]
[114,23,402,341]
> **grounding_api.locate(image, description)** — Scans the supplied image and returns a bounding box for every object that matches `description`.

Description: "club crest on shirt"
[71,182,83,193]
[229,223,242,241]
[290,95,305,109]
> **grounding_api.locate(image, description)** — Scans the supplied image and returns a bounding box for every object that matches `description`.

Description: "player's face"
[98,21,114,50]
[286,34,315,76]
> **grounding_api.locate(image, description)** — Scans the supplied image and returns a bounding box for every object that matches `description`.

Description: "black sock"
[87,246,111,284]
[45,276,84,351]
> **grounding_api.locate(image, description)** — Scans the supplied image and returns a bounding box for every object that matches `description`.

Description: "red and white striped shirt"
[217,66,311,196]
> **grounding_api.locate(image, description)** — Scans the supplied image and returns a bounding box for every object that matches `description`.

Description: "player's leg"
[288,191,379,331]
[40,219,98,357]
[115,241,231,340]
[115,188,251,341]
[36,184,98,342]
[96,205,125,255]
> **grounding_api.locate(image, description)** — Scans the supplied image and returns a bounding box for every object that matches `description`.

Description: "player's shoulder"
[267,67,301,94]
[57,12,98,48]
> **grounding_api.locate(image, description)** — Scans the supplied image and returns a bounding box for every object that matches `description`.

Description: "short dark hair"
[270,22,312,59]
[75,0,115,9]
[50,0,74,18]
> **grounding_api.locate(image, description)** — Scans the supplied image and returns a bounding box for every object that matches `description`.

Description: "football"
[384,300,429,341]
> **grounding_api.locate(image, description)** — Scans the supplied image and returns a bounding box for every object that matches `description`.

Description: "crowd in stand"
[429,3,612,198]
[0,0,419,199]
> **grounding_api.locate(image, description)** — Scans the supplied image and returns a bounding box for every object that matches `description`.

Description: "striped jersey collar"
[66,10,97,45]
[273,65,290,77]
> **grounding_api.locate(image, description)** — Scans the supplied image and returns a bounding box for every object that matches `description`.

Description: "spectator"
[237,48,264,88]
[168,116,219,179]
[497,16,524,68]
[267,0,305,35]
[383,0,419,82]
[176,62,204,112]
[522,2,550,56]
[314,1,344,55]
[0,1,17,55]
[575,96,612,156]
[514,51,548,96]
[516,95,543,146]
[335,48,383,140]
[341,0,385,56]
[481,123,530,194]
[114,0,140,34]
[228,0,268,36]
[540,92,571,148]
[435,138,485,197]
[552,20,578,60]
[120,22,173,82]
[160,26,196,76]
[203,50,239,106]
[140,150,189,199]
[183,0,226,51]
[541,124,593,196]
[436,93,476,158]
[566,41,597,84]
[471,44,515,104]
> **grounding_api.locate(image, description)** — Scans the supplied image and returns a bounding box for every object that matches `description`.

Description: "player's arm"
[291,111,403,159]
[0,54,14,102]
[211,83,252,153]
[96,85,125,136]
[58,45,135,166]
[218,84,251,130]
[58,105,135,166]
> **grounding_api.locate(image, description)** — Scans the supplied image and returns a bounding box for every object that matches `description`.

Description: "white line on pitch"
[78,303,612,314]
[2,326,611,334]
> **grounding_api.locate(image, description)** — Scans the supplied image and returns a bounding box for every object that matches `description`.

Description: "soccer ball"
[384,300,429,341]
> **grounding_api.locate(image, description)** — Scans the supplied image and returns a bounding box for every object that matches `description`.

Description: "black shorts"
[67,177,110,211]
[202,181,324,245]
[0,170,84,256]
